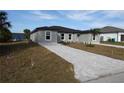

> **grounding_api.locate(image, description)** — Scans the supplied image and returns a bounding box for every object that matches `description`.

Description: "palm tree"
[90,28,100,42]
[0,11,12,42]
[0,11,11,28]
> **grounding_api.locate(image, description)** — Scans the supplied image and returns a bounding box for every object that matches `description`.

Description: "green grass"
[101,41,124,46]
[0,41,78,83]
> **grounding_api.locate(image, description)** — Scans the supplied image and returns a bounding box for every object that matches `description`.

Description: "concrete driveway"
[39,43,124,83]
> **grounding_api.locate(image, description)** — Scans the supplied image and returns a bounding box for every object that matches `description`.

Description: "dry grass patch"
[101,41,124,46]
[0,41,78,83]
[67,43,124,61]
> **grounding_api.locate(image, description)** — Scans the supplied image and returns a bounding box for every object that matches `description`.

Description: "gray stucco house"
[30,26,100,43]
[30,26,124,43]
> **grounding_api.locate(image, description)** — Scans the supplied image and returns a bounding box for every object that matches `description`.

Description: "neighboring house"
[100,26,124,42]
[12,33,25,41]
[30,26,100,44]
[30,26,124,43]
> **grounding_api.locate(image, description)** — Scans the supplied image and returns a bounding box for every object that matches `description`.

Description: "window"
[45,31,51,40]
[61,33,64,40]
[77,34,80,37]
[93,34,95,40]
[69,34,72,40]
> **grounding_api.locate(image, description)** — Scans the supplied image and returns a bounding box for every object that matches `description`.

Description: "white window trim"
[61,33,64,40]
[45,31,52,41]
[68,33,72,41]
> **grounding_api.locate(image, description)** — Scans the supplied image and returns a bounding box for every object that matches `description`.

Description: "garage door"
[121,35,124,41]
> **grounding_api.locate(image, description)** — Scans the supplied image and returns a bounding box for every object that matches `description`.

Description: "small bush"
[107,38,115,42]
[59,41,70,45]
[85,43,95,47]
[0,28,12,42]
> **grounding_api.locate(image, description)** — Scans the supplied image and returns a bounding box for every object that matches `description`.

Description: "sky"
[5,10,124,33]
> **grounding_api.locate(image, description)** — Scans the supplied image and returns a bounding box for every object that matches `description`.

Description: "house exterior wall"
[91,34,100,43]
[78,33,100,44]
[57,33,78,42]
[100,33,118,42]
[30,30,57,43]
[78,33,91,43]
[118,32,124,42]
[30,32,36,42]
[100,32,124,42]
[57,33,100,43]
[72,33,79,42]
[30,30,100,43]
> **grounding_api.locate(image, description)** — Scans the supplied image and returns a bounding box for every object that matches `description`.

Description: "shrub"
[23,29,30,40]
[85,43,95,47]
[59,41,70,45]
[0,28,12,42]
[107,38,115,42]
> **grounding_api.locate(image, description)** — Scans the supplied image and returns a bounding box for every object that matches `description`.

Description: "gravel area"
[39,43,124,82]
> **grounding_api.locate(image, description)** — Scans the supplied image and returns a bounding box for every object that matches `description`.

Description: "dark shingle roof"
[31,26,91,34]
[100,26,124,33]
[31,26,124,34]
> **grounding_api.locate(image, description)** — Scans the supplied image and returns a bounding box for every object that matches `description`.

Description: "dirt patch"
[0,41,78,83]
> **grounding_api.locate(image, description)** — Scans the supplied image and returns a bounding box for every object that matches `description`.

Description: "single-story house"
[30,26,124,43]
[30,26,100,44]
[12,33,25,41]
[100,26,124,42]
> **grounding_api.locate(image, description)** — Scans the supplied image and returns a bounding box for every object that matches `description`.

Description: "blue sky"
[5,10,124,33]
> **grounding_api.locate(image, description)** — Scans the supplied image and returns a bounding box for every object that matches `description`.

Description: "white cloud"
[31,10,58,20]
[100,10,124,18]
[58,10,124,22]
[27,10,124,29]
[58,10,98,21]
[29,10,124,22]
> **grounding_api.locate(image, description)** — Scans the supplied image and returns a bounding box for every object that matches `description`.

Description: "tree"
[0,11,12,42]
[23,29,30,40]
[90,28,100,40]
[0,28,12,42]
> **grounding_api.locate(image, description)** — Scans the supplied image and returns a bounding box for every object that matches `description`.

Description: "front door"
[121,35,124,41]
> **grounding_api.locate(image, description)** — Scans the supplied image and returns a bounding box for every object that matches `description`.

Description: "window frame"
[45,31,51,41]
[68,34,72,40]
[61,33,64,40]
[93,34,96,40]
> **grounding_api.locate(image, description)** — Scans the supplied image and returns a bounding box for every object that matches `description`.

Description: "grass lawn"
[0,41,78,83]
[67,43,124,61]
[101,41,124,46]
